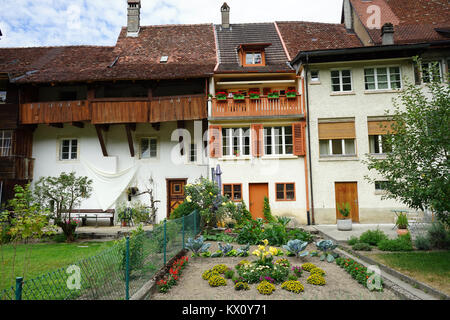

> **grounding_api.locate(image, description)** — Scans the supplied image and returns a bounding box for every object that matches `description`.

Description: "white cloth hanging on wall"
[81,159,139,211]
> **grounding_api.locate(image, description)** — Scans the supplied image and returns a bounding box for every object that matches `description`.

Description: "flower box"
[233,94,246,101]
[216,92,227,101]
[268,92,280,99]
[249,91,260,100]
[286,90,297,98]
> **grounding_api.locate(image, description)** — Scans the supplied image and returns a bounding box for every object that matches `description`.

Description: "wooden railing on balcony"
[91,100,149,124]
[150,95,207,123]
[0,156,34,180]
[20,100,90,124]
[211,95,305,118]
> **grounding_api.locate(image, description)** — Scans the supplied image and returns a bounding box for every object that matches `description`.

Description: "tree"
[34,172,93,242]
[365,59,449,226]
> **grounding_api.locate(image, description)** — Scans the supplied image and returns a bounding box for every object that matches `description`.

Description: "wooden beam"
[95,124,108,157]
[72,122,85,128]
[49,123,63,128]
[125,124,135,157]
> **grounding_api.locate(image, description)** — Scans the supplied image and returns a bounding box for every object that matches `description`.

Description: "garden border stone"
[314,228,449,300]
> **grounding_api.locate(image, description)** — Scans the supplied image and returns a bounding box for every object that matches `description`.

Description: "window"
[264,126,293,155]
[375,181,389,191]
[319,139,356,156]
[60,139,78,160]
[276,183,295,201]
[189,143,198,163]
[245,52,263,65]
[364,67,401,90]
[140,138,157,159]
[331,70,352,92]
[369,135,391,154]
[0,130,12,156]
[310,70,320,83]
[223,184,242,201]
[0,78,7,103]
[160,56,169,63]
[421,61,442,83]
[222,128,250,157]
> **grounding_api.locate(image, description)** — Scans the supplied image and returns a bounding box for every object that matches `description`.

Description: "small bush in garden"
[307,273,326,286]
[378,234,413,251]
[347,236,359,246]
[288,274,298,281]
[275,258,290,268]
[359,229,388,246]
[281,280,304,294]
[352,242,372,251]
[291,266,303,277]
[259,276,275,284]
[225,269,235,279]
[288,229,314,243]
[310,267,326,276]
[235,260,251,269]
[316,239,339,262]
[208,275,227,287]
[414,235,432,250]
[234,282,250,291]
[212,264,228,274]
[257,280,276,295]
[427,222,450,249]
[301,263,316,272]
[202,269,220,280]
[282,239,309,258]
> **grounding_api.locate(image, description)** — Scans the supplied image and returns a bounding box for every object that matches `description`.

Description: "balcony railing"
[20,100,90,124]
[0,156,34,180]
[211,95,305,118]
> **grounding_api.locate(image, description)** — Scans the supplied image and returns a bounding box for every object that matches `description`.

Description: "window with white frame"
[0,130,12,156]
[421,61,442,83]
[60,139,78,160]
[245,52,263,65]
[364,67,401,90]
[319,139,356,156]
[264,126,293,155]
[369,135,391,154]
[222,128,250,157]
[140,137,157,159]
[331,70,352,92]
[310,70,320,83]
[375,181,389,191]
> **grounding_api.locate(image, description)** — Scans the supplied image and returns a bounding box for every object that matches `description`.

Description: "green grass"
[369,251,450,295]
[0,241,115,291]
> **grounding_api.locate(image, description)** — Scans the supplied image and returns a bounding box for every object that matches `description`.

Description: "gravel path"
[150,242,399,300]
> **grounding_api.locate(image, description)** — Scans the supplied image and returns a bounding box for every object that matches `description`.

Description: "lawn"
[368,251,450,295]
[0,240,115,291]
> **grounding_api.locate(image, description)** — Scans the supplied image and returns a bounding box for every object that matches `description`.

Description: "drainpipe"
[304,54,315,225]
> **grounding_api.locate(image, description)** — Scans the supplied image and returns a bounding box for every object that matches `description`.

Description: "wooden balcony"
[20,100,90,124]
[211,95,305,119]
[150,95,207,123]
[0,156,34,180]
[91,99,149,124]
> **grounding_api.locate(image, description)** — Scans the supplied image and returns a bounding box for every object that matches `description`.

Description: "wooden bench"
[71,209,115,227]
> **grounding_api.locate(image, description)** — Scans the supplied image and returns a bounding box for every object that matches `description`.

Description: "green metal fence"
[0,210,200,300]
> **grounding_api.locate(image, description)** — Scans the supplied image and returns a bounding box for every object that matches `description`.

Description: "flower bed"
[156,256,189,293]
[335,257,383,292]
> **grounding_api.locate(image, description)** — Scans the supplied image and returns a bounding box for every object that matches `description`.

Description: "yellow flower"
[262,239,269,246]
[258,245,265,251]
[209,192,214,196]
[186,196,192,203]
[252,250,261,257]
[269,247,278,255]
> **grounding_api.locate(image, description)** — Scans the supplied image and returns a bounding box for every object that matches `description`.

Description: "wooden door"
[167,179,187,218]
[249,183,269,219]
[335,182,359,222]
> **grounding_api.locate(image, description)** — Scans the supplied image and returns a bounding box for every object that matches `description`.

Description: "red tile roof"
[350,0,450,44]
[276,21,362,58]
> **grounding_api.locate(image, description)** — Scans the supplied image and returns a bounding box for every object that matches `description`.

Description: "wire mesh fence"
[0,210,200,300]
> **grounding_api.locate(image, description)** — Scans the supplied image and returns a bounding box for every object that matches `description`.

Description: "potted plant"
[118,208,133,227]
[249,90,260,100]
[268,91,279,99]
[233,92,246,101]
[286,89,297,98]
[216,91,227,100]
[395,213,409,235]
[337,202,352,231]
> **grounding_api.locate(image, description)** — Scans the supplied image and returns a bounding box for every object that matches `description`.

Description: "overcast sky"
[0,0,344,48]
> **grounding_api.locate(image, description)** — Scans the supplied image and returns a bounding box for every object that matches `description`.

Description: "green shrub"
[414,235,432,251]
[378,234,413,251]
[359,229,388,246]
[288,229,314,243]
[347,236,359,246]
[427,222,450,249]
[236,219,264,245]
[169,201,200,220]
[352,242,372,251]
[263,196,275,222]
[261,222,288,246]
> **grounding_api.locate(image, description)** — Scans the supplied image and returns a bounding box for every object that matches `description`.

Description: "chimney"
[343,0,352,30]
[221,2,230,29]
[381,23,395,45]
[127,0,141,37]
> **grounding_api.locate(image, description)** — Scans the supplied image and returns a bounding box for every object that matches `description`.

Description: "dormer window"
[237,43,271,67]
[160,56,169,64]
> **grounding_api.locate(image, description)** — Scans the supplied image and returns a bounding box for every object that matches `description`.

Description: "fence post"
[163,219,167,265]
[182,216,185,249]
[125,236,130,300]
[15,277,23,300]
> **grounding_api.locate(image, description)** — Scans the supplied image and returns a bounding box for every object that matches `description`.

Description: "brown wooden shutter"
[318,122,356,140]
[368,120,396,135]
[293,122,306,156]
[209,125,222,158]
[251,124,264,157]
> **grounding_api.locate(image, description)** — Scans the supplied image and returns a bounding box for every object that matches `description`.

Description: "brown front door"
[335,182,359,222]
[167,179,187,218]
[249,183,269,219]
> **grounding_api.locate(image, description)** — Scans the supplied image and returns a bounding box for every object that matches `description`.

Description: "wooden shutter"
[293,122,306,156]
[209,125,222,158]
[368,120,396,135]
[318,121,355,140]
[251,124,264,157]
